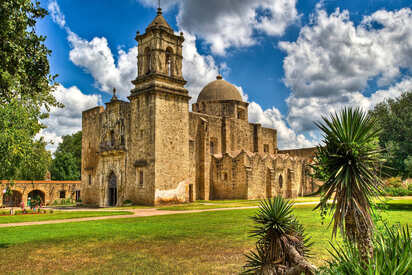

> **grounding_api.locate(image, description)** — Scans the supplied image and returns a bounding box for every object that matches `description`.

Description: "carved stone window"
[110,130,115,147]
[145,47,151,74]
[166,47,173,76]
[264,144,269,153]
[88,174,92,185]
[140,170,144,187]
[279,175,283,189]
[210,141,215,154]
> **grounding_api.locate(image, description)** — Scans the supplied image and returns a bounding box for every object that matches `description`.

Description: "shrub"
[386,177,403,188]
[319,224,412,275]
[242,197,316,274]
[383,187,412,196]
[123,200,133,206]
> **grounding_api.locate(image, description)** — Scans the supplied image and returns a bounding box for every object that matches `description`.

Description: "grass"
[0,210,133,224]
[0,199,410,274]
[157,196,321,211]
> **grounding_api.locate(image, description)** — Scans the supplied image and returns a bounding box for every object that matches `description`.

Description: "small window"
[75,190,81,201]
[88,174,92,185]
[264,144,269,153]
[279,175,283,189]
[110,130,115,146]
[223,172,228,181]
[59,191,66,199]
[139,170,144,186]
[210,141,215,154]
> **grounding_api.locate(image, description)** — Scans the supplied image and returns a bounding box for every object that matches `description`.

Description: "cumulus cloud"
[248,102,316,149]
[39,85,101,152]
[48,0,66,28]
[47,0,312,150]
[279,8,412,132]
[138,0,300,55]
[67,31,138,98]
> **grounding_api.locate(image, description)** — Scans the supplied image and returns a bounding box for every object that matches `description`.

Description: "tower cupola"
[131,8,187,97]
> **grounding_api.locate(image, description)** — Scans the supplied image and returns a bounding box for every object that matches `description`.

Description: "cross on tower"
[157,0,162,14]
[111,87,118,101]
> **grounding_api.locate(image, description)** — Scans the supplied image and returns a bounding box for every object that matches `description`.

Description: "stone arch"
[2,190,22,207]
[144,47,151,74]
[165,47,173,76]
[108,171,118,206]
[28,189,45,206]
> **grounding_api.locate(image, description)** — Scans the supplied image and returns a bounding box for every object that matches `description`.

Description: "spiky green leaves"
[243,197,313,274]
[313,107,384,240]
[320,224,412,275]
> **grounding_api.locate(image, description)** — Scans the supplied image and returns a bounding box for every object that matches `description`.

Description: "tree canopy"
[0,0,60,180]
[50,131,82,180]
[370,92,412,178]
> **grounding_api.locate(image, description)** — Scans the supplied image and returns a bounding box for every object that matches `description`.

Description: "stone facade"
[81,9,317,206]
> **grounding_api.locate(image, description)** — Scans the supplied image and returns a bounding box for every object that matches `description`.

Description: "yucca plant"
[313,107,384,260]
[319,224,412,275]
[242,197,316,275]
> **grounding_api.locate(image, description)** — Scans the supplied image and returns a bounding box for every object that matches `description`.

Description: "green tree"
[16,138,52,180]
[0,0,61,180]
[370,92,412,178]
[0,0,59,109]
[0,99,42,179]
[313,108,383,261]
[50,131,82,180]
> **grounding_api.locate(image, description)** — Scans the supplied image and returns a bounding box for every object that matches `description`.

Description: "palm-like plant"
[243,197,316,274]
[313,107,384,260]
[320,224,412,275]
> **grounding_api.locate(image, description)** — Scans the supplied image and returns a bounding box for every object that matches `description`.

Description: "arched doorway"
[108,172,117,206]
[2,190,22,207]
[28,190,45,206]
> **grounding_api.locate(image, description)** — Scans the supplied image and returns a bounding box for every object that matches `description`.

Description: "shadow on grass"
[376,203,412,211]
[0,243,9,249]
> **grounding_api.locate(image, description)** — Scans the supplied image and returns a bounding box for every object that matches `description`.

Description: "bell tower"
[132,7,186,95]
[129,8,191,205]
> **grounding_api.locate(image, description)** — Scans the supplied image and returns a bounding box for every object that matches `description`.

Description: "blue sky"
[37,0,412,151]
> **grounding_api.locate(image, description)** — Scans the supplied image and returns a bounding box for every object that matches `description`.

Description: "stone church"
[81,8,316,206]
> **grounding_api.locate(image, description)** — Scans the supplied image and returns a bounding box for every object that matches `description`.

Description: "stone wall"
[211,151,311,200]
[0,180,81,207]
[278,147,316,158]
[154,92,190,204]
[127,93,157,205]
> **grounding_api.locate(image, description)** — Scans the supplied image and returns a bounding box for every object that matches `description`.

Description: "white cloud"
[248,102,316,149]
[46,0,310,151]
[138,0,300,55]
[67,31,137,98]
[48,0,66,28]
[279,8,412,132]
[39,85,101,152]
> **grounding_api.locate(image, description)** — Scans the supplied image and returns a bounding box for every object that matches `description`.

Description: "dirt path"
[0,202,318,228]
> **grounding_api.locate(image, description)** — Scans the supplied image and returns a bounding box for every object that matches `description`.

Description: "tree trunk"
[285,244,317,275]
[345,211,373,262]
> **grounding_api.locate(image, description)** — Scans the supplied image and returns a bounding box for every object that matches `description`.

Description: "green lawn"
[0,201,410,274]
[157,196,321,211]
[0,210,133,224]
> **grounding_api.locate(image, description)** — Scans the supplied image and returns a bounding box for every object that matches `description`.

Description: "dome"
[197,75,243,102]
